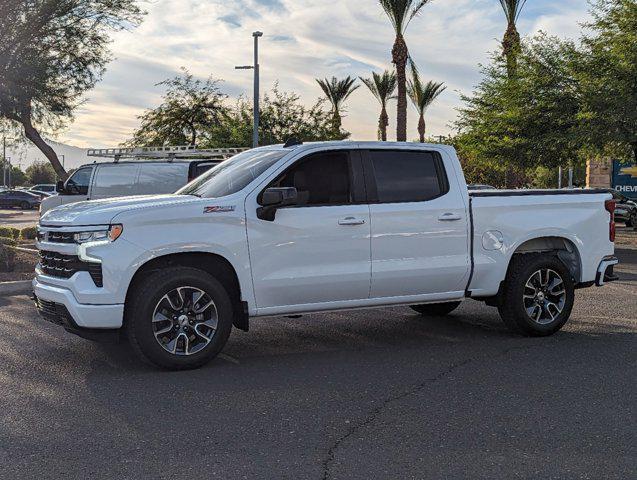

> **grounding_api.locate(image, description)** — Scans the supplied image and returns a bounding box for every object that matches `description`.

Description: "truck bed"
[468,189,614,297]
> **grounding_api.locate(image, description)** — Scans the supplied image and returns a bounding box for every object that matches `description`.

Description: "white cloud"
[59,0,592,148]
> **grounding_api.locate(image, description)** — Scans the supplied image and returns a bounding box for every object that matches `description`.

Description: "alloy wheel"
[152,286,218,356]
[523,269,567,325]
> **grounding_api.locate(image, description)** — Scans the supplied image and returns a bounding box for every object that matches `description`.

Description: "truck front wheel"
[498,254,575,336]
[126,267,234,370]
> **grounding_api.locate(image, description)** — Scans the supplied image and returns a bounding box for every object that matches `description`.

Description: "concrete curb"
[0,280,32,297]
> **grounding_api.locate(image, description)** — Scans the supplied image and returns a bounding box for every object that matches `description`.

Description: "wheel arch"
[124,252,249,331]
[509,236,582,283]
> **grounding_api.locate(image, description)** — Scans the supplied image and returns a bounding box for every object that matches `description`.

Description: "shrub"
[0,226,20,240]
[20,226,37,240]
[0,237,16,272]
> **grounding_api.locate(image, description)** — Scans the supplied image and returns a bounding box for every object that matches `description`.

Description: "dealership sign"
[612,161,637,199]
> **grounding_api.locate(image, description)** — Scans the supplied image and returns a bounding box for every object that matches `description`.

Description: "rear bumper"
[32,277,124,329]
[595,256,619,286]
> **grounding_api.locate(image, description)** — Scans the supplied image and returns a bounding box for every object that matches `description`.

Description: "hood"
[40,194,201,226]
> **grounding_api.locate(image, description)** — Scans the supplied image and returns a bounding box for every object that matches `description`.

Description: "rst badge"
[204,205,236,214]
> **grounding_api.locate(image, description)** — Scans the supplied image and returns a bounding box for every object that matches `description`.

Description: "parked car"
[468,184,496,190]
[29,184,57,195]
[611,189,637,227]
[0,189,42,210]
[39,159,222,215]
[34,141,618,369]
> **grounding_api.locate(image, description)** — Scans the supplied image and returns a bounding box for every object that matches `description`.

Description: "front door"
[364,149,470,298]
[245,149,371,312]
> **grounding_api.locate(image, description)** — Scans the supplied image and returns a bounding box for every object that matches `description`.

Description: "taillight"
[605,199,616,242]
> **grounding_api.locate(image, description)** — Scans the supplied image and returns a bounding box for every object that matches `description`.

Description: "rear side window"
[92,165,140,197]
[137,164,188,194]
[369,150,448,203]
[269,151,352,206]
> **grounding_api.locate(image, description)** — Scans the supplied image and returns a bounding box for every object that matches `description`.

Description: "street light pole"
[236,31,263,148]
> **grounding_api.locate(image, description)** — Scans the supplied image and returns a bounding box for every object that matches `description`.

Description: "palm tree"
[379,0,433,142]
[360,70,397,141]
[316,76,359,134]
[499,0,527,77]
[407,63,445,142]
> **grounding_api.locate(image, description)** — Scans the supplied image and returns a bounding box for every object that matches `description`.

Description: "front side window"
[178,150,287,198]
[268,151,352,207]
[65,167,93,195]
[369,150,448,203]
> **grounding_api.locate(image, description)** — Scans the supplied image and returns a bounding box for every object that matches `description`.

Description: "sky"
[55,0,591,150]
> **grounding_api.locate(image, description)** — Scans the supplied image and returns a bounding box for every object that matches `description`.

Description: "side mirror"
[257,187,298,221]
[56,180,65,193]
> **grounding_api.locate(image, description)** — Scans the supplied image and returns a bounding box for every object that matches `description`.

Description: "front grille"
[47,231,76,244]
[37,230,76,243]
[35,297,75,327]
[39,250,103,287]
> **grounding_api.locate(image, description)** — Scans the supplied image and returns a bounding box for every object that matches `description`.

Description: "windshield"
[177,149,288,198]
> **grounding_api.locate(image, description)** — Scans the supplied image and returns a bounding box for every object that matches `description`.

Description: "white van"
[40,160,221,215]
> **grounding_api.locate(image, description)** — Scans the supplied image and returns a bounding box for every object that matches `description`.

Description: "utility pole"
[558,166,562,189]
[236,31,263,148]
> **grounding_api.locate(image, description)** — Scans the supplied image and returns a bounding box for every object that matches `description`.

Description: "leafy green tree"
[498,0,527,77]
[0,159,27,187]
[360,70,397,141]
[575,0,637,162]
[315,76,359,134]
[455,34,582,185]
[129,82,349,148]
[407,63,445,142]
[26,161,57,185]
[0,0,144,180]
[379,0,433,141]
[127,69,228,147]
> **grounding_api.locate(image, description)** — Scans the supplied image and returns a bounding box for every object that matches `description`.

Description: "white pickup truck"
[34,141,619,369]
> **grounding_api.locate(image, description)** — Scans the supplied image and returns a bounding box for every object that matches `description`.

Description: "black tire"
[20,201,30,210]
[498,254,574,336]
[126,267,234,370]
[410,301,462,316]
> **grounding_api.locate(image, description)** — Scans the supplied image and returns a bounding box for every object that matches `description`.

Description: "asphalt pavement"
[0,249,635,479]
[0,209,39,229]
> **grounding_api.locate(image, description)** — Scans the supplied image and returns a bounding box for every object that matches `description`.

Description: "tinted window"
[65,167,93,195]
[268,151,352,207]
[92,165,139,197]
[178,149,287,198]
[369,150,447,203]
[137,164,187,195]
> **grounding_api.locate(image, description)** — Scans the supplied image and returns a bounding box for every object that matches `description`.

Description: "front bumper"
[33,277,124,329]
[595,256,619,286]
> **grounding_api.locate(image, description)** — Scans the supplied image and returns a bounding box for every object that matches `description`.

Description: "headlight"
[74,224,123,244]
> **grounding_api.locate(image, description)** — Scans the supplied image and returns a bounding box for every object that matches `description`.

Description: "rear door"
[245,149,371,312]
[364,148,470,298]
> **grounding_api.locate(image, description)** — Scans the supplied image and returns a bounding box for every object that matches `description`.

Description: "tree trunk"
[20,112,68,180]
[332,110,342,136]
[502,22,521,78]
[379,106,389,141]
[392,35,409,142]
[418,114,426,143]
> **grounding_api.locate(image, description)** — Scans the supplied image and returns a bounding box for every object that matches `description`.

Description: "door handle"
[438,213,462,221]
[338,216,366,226]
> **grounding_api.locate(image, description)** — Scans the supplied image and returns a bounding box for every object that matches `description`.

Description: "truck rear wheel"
[498,254,574,336]
[410,301,461,316]
[126,267,234,370]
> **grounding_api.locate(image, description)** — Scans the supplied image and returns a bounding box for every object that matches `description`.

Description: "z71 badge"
[204,205,236,214]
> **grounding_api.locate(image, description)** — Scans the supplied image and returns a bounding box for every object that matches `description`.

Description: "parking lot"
[0,245,635,479]
[0,208,40,229]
